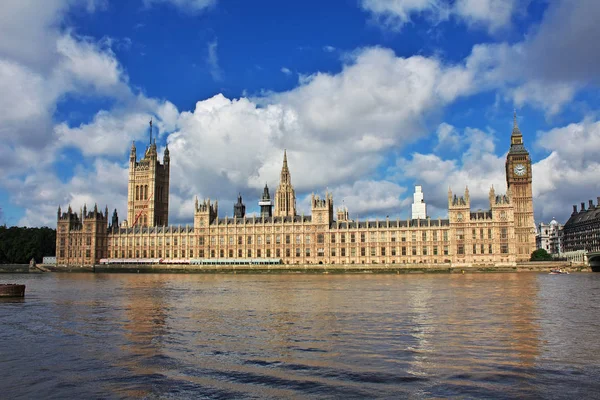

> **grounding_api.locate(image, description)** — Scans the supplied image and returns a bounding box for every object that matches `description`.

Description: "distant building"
[563,198,600,253]
[536,219,563,255]
[411,186,427,219]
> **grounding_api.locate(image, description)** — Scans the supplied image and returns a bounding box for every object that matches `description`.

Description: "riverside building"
[56,114,536,267]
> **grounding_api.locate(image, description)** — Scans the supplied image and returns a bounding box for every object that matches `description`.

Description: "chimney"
[573,205,577,213]
[581,202,585,211]
[590,200,594,209]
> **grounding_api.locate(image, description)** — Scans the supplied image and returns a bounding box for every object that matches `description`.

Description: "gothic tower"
[505,111,535,261]
[274,150,296,217]
[127,120,170,227]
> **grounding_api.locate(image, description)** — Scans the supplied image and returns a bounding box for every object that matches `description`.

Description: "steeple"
[149,118,153,145]
[280,149,290,184]
[512,109,522,137]
[274,149,296,217]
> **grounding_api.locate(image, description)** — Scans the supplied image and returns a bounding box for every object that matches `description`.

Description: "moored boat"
[0,284,26,297]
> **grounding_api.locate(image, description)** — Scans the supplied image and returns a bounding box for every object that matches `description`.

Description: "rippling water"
[1,272,600,399]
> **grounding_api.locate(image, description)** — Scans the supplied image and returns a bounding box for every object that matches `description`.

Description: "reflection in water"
[0,272,599,398]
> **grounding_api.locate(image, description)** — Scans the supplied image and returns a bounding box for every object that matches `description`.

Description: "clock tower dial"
[505,111,535,262]
[513,164,526,177]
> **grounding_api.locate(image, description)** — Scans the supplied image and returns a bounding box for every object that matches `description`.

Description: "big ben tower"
[505,111,535,261]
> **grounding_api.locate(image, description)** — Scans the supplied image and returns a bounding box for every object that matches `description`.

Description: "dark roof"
[565,206,600,228]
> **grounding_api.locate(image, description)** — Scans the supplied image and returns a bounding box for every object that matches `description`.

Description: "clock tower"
[505,111,535,261]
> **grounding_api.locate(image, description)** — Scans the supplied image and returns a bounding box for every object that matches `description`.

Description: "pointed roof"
[512,109,522,137]
[280,149,291,183]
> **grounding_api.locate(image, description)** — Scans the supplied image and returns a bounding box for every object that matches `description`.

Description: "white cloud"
[361,0,450,30]
[434,122,460,152]
[454,0,518,33]
[156,46,476,214]
[323,45,336,53]
[142,0,216,13]
[3,159,128,227]
[280,67,292,75]
[361,0,518,33]
[206,39,222,81]
[330,180,408,219]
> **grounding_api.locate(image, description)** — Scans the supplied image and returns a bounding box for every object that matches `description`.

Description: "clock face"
[457,212,463,221]
[514,164,526,176]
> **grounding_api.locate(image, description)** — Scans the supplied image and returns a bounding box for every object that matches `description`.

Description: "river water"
[1,272,599,399]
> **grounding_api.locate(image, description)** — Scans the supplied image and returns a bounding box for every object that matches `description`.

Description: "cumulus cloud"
[329,180,409,219]
[361,0,519,33]
[434,122,460,152]
[153,46,477,219]
[3,159,128,227]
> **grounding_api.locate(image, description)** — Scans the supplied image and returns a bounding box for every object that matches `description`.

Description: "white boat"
[549,268,569,275]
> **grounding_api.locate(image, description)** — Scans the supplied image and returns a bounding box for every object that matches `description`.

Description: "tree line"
[0,226,56,264]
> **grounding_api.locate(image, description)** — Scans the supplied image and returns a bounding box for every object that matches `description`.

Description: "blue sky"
[1,0,600,227]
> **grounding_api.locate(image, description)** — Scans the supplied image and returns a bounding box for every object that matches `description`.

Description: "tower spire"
[149,118,153,145]
[512,109,522,136]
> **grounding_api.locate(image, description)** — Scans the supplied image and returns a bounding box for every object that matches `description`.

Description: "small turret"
[163,144,170,164]
[130,141,136,163]
[233,193,246,219]
[111,209,119,230]
[57,205,61,218]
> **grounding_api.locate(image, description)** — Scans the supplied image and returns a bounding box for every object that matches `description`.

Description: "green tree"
[530,248,553,261]
[0,226,56,264]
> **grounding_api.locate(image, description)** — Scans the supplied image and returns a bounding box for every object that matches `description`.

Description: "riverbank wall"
[0,264,30,273]
[43,260,589,274]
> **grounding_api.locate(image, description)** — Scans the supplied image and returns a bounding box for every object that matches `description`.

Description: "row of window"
[104,244,510,260]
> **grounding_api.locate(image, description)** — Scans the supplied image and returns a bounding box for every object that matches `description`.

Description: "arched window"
[145,185,149,200]
[135,185,139,200]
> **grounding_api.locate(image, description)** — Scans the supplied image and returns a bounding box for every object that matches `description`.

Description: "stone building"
[563,198,600,253]
[536,219,563,255]
[56,114,536,267]
[127,119,170,228]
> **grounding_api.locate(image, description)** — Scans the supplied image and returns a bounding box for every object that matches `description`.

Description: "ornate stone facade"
[127,120,170,228]
[505,112,536,261]
[56,115,535,267]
